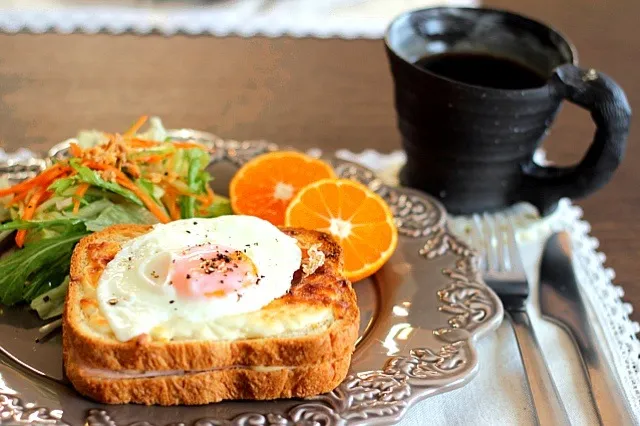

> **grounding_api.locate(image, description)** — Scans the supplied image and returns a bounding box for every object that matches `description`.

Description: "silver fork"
[471,213,570,426]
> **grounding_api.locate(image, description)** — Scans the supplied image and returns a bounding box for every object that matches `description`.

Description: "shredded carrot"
[198,186,215,210]
[123,115,149,137]
[69,142,83,158]
[81,161,107,171]
[116,175,170,223]
[162,180,209,203]
[1,122,217,233]
[103,132,117,143]
[72,183,90,214]
[193,187,215,216]
[15,186,49,247]
[36,166,72,189]
[134,154,169,164]
[0,163,68,197]
[129,138,208,151]
[172,141,210,151]
[7,190,30,207]
[129,138,160,148]
[205,186,215,204]
[80,161,168,222]
[162,191,181,221]
[166,150,176,170]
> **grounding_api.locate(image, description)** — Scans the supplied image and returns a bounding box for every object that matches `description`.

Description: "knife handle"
[510,311,571,426]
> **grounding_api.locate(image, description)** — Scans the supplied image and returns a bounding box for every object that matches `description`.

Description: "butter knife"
[539,232,636,425]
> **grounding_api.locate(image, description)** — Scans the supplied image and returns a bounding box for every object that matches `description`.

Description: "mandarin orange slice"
[285,178,398,282]
[229,151,336,225]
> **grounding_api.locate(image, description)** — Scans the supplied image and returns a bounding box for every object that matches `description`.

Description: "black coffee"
[414,52,547,90]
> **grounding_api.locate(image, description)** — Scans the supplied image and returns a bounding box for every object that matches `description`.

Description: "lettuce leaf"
[85,203,158,232]
[0,228,89,305]
[136,178,164,202]
[48,176,77,196]
[0,198,161,306]
[66,198,114,219]
[0,218,84,232]
[0,203,10,223]
[30,276,69,320]
[207,195,233,218]
[69,161,143,206]
[75,130,109,148]
[135,116,167,142]
[180,148,209,219]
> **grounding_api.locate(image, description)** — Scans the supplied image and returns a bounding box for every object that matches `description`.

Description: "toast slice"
[63,224,359,404]
[65,347,351,405]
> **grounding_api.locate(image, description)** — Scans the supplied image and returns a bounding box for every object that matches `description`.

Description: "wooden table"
[0,0,637,324]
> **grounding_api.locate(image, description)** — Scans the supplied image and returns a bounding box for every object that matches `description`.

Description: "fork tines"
[471,212,529,306]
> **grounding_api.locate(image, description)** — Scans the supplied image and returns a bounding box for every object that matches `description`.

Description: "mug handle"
[519,64,631,216]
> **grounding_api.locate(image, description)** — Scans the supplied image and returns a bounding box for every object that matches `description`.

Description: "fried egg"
[96,215,302,342]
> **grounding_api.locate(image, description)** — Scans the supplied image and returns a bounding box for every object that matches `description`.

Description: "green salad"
[0,116,231,318]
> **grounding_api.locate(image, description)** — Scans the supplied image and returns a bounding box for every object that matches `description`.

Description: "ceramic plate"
[0,131,503,425]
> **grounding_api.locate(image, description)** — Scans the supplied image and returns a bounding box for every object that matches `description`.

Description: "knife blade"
[539,231,636,425]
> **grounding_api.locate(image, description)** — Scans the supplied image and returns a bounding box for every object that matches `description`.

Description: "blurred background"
[0,0,477,36]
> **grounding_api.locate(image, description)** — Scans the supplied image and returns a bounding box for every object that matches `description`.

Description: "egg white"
[96,215,302,342]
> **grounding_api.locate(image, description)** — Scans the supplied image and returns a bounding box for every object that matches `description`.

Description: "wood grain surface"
[0,0,637,326]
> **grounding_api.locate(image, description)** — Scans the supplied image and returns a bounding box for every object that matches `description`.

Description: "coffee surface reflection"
[414,52,547,90]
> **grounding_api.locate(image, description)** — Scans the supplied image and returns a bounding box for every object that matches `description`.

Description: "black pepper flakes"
[108,298,118,306]
[186,274,191,279]
[43,295,50,303]
[169,300,175,304]
[186,230,191,234]
[193,221,198,225]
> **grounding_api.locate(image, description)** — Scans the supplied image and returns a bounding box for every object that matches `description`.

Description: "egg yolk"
[169,244,258,299]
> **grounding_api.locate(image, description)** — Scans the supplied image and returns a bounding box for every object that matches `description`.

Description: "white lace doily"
[0,0,477,37]
[334,149,640,422]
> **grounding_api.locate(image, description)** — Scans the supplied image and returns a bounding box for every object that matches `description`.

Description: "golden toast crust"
[63,224,359,372]
[65,345,351,405]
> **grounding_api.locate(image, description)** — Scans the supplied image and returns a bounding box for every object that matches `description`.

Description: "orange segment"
[285,178,398,282]
[229,151,336,225]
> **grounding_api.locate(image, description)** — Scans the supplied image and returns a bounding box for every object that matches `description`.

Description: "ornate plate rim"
[0,130,503,426]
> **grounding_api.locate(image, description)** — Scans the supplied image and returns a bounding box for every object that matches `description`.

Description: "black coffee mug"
[385,7,631,215]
